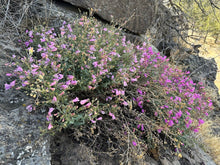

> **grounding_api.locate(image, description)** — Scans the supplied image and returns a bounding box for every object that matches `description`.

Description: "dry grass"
[198,118,220,165]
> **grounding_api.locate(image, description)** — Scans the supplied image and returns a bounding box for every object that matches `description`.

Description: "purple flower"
[5,80,16,90]
[40,37,46,42]
[29,31,33,38]
[198,119,204,125]
[49,107,55,114]
[106,96,112,101]
[93,61,98,67]
[193,128,199,133]
[141,124,144,131]
[61,85,68,90]
[15,66,23,72]
[157,129,162,133]
[132,141,137,146]
[61,44,66,49]
[26,104,33,112]
[168,120,174,127]
[67,24,72,32]
[89,45,96,51]
[22,81,29,87]
[75,50,80,54]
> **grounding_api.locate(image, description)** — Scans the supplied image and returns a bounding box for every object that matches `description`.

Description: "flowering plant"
[5,16,213,154]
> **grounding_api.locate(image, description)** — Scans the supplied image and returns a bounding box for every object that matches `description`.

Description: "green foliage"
[173,0,220,38]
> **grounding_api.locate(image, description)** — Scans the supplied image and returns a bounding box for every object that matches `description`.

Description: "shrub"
[5,16,213,155]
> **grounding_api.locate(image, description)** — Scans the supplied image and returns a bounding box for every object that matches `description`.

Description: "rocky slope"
[0,0,219,164]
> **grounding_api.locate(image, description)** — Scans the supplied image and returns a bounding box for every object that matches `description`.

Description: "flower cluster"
[5,16,135,131]
[5,16,213,152]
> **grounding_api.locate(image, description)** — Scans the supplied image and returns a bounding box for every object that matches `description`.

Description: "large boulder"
[62,0,166,35]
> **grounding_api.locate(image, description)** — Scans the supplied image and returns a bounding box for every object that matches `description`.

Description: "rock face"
[0,37,51,164]
[62,0,165,35]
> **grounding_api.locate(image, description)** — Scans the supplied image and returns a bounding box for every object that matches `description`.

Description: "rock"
[171,160,181,165]
[0,37,51,164]
[180,54,220,107]
[0,101,51,165]
[62,0,171,35]
[181,55,218,88]
[160,157,172,165]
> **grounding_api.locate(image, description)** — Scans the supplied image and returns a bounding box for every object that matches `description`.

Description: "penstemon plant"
[5,16,213,154]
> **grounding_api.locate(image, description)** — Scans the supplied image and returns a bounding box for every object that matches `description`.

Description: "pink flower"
[198,118,204,125]
[92,61,98,67]
[85,102,92,108]
[89,45,96,51]
[168,120,174,127]
[72,97,79,103]
[50,81,57,86]
[122,101,128,106]
[123,81,127,86]
[71,80,77,85]
[79,22,84,26]
[157,129,162,133]
[80,99,89,105]
[131,78,137,82]
[50,88,55,91]
[193,128,199,133]
[59,91,65,96]
[52,96,57,103]
[91,120,96,123]
[49,107,54,114]
[97,117,102,121]
[67,75,74,80]
[6,73,12,76]
[48,123,53,130]
[109,112,116,120]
